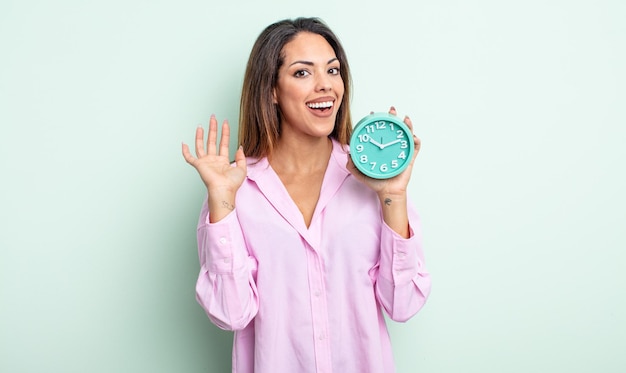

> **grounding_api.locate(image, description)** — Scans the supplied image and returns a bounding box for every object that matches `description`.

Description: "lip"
[306,96,336,105]
[305,97,336,118]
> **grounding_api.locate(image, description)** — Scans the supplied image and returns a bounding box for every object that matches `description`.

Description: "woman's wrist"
[207,190,237,223]
[377,192,410,238]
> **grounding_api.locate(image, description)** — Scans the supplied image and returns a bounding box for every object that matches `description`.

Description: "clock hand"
[381,139,401,149]
[368,138,384,149]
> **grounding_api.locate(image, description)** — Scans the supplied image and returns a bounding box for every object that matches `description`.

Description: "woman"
[182,17,430,373]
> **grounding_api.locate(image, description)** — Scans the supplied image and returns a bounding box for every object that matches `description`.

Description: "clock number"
[370,162,377,170]
[398,151,406,160]
[391,160,399,168]
[401,140,408,149]
[356,144,364,152]
[358,134,370,143]
[375,121,387,130]
[397,130,405,139]
[366,125,376,134]
[360,155,368,163]
[380,164,388,172]
[389,123,395,131]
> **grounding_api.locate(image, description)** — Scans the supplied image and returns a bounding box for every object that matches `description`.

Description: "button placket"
[305,244,332,372]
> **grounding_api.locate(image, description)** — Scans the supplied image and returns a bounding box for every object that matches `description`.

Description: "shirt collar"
[245,138,351,182]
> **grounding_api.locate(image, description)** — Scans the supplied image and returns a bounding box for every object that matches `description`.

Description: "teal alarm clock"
[349,112,415,179]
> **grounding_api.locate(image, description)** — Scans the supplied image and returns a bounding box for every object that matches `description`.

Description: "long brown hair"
[238,17,353,159]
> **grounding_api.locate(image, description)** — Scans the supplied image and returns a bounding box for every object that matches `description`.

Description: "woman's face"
[273,32,344,141]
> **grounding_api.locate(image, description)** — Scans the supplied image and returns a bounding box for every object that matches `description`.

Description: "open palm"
[182,115,247,194]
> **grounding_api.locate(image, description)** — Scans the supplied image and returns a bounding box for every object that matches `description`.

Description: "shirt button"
[223,258,230,263]
[318,334,325,340]
[314,290,321,297]
[219,237,227,244]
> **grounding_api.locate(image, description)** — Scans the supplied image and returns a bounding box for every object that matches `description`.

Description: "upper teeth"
[307,101,333,109]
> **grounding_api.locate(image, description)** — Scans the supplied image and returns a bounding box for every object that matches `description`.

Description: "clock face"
[349,112,414,179]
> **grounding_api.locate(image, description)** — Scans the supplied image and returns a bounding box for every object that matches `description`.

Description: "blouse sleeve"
[373,206,431,322]
[195,200,259,331]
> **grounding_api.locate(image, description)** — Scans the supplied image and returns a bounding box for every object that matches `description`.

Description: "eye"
[294,70,310,78]
[328,67,340,75]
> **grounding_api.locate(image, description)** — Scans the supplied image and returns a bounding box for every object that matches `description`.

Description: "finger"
[404,115,420,157]
[412,135,421,160]
[234,145,247,171]
[389,106,397,116]
[182,142,196,165]
[207,115,218,156]
[194,125,205,158]
[404,115,414,132]
[219,120,230,157]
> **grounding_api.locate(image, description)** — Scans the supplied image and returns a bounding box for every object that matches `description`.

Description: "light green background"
[1,0,624,372]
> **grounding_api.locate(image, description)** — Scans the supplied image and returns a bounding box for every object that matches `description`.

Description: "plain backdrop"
[1,0,624,372]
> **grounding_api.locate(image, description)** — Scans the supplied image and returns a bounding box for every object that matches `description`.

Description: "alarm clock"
[349,112,415,179]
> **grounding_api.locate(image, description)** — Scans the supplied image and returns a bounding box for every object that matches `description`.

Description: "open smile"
[306,99,335,114]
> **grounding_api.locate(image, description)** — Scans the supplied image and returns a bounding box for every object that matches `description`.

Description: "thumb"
[235,146,247,171]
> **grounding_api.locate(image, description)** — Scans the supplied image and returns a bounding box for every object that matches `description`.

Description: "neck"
[270,136,333,174]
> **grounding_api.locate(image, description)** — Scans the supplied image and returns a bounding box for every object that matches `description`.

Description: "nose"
[315,72,332,92]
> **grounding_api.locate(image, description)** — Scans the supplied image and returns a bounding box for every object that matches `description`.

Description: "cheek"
[335,79,345,99]
[336,87,345,106]
[278,82,307,103]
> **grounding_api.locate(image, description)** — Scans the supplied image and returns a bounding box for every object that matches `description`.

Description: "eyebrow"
[289,57,339,67]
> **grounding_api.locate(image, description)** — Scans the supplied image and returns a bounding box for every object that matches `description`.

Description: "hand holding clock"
[347,106,421,194]
[347,107,421,238]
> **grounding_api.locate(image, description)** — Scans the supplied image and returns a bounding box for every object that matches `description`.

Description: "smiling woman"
[273,32,345,148]
[181,17,430,373]
[237,18,354,160]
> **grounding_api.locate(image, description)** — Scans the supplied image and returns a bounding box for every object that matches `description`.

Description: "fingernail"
[390,106,396,111]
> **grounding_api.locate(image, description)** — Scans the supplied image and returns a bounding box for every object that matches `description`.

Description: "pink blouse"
[195,140,431,372]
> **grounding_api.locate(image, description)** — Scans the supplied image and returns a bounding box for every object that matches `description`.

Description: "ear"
[272,87,278,104]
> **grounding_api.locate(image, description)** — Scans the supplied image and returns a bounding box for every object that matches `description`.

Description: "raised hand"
[182,115,247,222]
